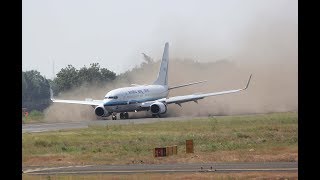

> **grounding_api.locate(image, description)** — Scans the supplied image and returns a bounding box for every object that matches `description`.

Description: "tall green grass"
[23,110,44,123]
[22,112,297,164]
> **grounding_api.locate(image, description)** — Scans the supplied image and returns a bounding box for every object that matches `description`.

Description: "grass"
[22,112,297,166]
[23,110,45,123]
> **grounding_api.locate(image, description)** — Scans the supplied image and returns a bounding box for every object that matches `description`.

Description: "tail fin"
[153,42,169,86]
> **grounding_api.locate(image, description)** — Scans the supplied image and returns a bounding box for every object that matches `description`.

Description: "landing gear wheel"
[124,112,129,119]
[112,115,117,120]
[120,112,129,119]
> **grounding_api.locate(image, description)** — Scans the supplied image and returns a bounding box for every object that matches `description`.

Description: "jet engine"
[94,105,110,117]
[150,102,167,114]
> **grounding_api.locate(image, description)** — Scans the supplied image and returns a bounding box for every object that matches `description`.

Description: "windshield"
[105,96,118,99]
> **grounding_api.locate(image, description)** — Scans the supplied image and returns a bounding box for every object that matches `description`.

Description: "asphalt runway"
[22,116,204,133]
[23,162,297,175]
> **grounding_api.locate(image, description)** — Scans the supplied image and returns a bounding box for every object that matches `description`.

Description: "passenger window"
[114,96,118,99]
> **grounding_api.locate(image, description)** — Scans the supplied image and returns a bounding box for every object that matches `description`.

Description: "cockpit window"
[105,96,118,99]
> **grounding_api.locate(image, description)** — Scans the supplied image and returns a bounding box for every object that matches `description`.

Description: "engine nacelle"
[150,102,167,114]
[94,105,110,117]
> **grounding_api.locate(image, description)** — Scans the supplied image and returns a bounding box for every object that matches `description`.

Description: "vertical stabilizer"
[153,42,169,86]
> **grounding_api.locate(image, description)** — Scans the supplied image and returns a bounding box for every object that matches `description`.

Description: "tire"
[124,112,129,119]
[120,113,124,119]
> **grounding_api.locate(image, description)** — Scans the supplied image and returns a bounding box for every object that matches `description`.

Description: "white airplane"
[50,42,252,120]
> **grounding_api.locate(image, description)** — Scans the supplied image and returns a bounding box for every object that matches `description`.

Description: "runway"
[22,116,202,133]
[23,162,297,175]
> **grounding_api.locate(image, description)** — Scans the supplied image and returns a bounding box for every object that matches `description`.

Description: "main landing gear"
[119,112,129,119]
[111,112,129,120]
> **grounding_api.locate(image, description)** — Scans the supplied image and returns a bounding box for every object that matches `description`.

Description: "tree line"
[22,70,51,111]
[22,63,116,111]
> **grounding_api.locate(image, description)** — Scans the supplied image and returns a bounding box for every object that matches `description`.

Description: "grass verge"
[23,110,45,124]
[22,112,297,166]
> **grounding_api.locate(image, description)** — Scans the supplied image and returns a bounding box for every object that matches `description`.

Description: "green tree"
[53,63,116,94]
[101,67,116,82]
[22,73,27,101]
[54,65,79,93]
[78,63,102,84]
[22,70,51,111]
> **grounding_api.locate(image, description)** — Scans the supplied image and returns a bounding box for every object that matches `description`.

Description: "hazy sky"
[22,0,297,79]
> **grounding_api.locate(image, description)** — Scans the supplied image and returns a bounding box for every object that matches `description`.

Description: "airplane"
[50,42,252,120]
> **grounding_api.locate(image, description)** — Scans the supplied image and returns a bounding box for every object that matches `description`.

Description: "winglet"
[49,86,55,101]
[244,74,252,90]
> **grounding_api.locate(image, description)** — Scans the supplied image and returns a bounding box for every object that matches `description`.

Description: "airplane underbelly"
[105,104,142,113]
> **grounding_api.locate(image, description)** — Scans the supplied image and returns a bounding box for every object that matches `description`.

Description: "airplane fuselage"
[103,85,169,113]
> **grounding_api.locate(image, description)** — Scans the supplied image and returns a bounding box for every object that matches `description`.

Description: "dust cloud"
[44,18,297,122]
[44,59,297,121]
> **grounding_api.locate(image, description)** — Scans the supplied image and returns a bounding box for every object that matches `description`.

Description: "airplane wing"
[50,88,103,106]
[164,74,252,106]
[168,80,207,90]
[51,99,103,106]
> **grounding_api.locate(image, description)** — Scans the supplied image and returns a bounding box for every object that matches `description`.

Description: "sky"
[22,0,297,79]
